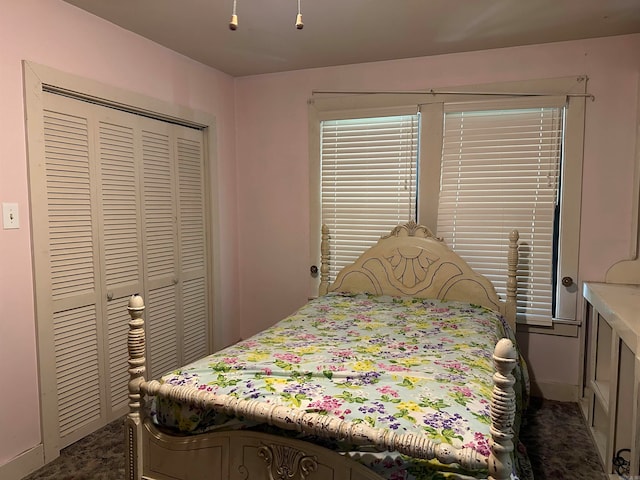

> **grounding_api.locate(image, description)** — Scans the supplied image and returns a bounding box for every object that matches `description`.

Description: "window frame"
[309,77,587,325]
[430,98,567,326]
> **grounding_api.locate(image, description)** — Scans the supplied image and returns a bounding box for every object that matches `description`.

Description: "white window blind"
[321,115,418,281]
[437,107,564,326]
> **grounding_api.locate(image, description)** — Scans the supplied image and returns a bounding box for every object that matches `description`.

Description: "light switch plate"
[3,203,19,229]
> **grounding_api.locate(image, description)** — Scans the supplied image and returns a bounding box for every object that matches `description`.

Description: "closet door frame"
[23,60,220,464]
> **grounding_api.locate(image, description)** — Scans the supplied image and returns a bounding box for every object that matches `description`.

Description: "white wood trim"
[554,82,587,321]
[23,61,62,465]
[417,102,443,231]
[518,322,580,337]
[308,101,321,297]
[0,444,45,480]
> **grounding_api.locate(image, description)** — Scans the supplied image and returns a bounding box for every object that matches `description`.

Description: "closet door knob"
[562,276,574,287]
[106,291,114,301]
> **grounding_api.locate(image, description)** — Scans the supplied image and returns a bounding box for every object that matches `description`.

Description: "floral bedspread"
[152,293,529,480]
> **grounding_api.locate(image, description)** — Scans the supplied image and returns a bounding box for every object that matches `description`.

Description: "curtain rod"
[312,90,595,101]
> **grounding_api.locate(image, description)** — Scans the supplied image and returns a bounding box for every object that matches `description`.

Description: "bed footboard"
[125,295,519,480]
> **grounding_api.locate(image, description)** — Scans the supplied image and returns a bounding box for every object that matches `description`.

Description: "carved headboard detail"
[319,221,519,329]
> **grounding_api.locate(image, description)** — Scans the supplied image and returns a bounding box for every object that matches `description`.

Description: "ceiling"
[63,0,640,77]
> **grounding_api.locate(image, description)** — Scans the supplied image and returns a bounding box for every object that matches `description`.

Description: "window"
[310,78,587,326]
[437,104,564,325]
[320,115,418,280]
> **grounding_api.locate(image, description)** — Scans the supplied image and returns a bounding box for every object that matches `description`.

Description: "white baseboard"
[530,381,580,402]
[0,444,44,480]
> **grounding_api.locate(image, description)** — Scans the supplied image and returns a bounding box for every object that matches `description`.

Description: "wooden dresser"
[582,281,640,477]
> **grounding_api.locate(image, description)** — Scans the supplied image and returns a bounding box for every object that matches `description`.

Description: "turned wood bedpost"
[319,224,330,295]
[488,338,518,480]
[125,295,146,480]
[506,230,519,327]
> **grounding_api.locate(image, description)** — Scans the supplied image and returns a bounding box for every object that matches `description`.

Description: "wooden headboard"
[319,221,519,330]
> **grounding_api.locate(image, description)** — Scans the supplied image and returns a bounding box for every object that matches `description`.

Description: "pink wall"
[0,0,239,469]
[2,0,639,474]
[234,35,640,389]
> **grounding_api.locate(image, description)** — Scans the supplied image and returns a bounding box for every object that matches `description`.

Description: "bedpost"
[506,230,519,329]
[319,224,330,295]
[488,338,518,480]
[125,295,146,480]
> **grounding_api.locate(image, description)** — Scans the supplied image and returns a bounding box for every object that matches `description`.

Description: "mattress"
[151,293,529,479]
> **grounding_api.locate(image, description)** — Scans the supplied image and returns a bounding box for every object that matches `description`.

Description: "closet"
[32,91,210,448]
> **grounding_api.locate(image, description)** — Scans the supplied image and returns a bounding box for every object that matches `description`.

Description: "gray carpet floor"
[22,397,607,480]
[519,397,607,479]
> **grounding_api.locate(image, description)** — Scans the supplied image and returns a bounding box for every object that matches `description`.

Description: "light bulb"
[229,14,238,30]
[229,0,238,30]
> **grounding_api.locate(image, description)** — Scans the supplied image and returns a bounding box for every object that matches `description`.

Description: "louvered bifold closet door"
[35,91,210,453]
[176,129,208,365]
[141,118,180,379]
[95,107,143,415]
[42,93,105,446]
[141,117,209,377]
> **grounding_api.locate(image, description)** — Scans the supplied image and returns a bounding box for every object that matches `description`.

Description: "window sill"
[516,320,580,337]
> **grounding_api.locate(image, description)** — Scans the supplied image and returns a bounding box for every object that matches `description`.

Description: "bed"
[124,221,528,480]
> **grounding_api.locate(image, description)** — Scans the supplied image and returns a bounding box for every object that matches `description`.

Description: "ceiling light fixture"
[229,0,304,30]
[295,0,304,29]
[229,0,238,30]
